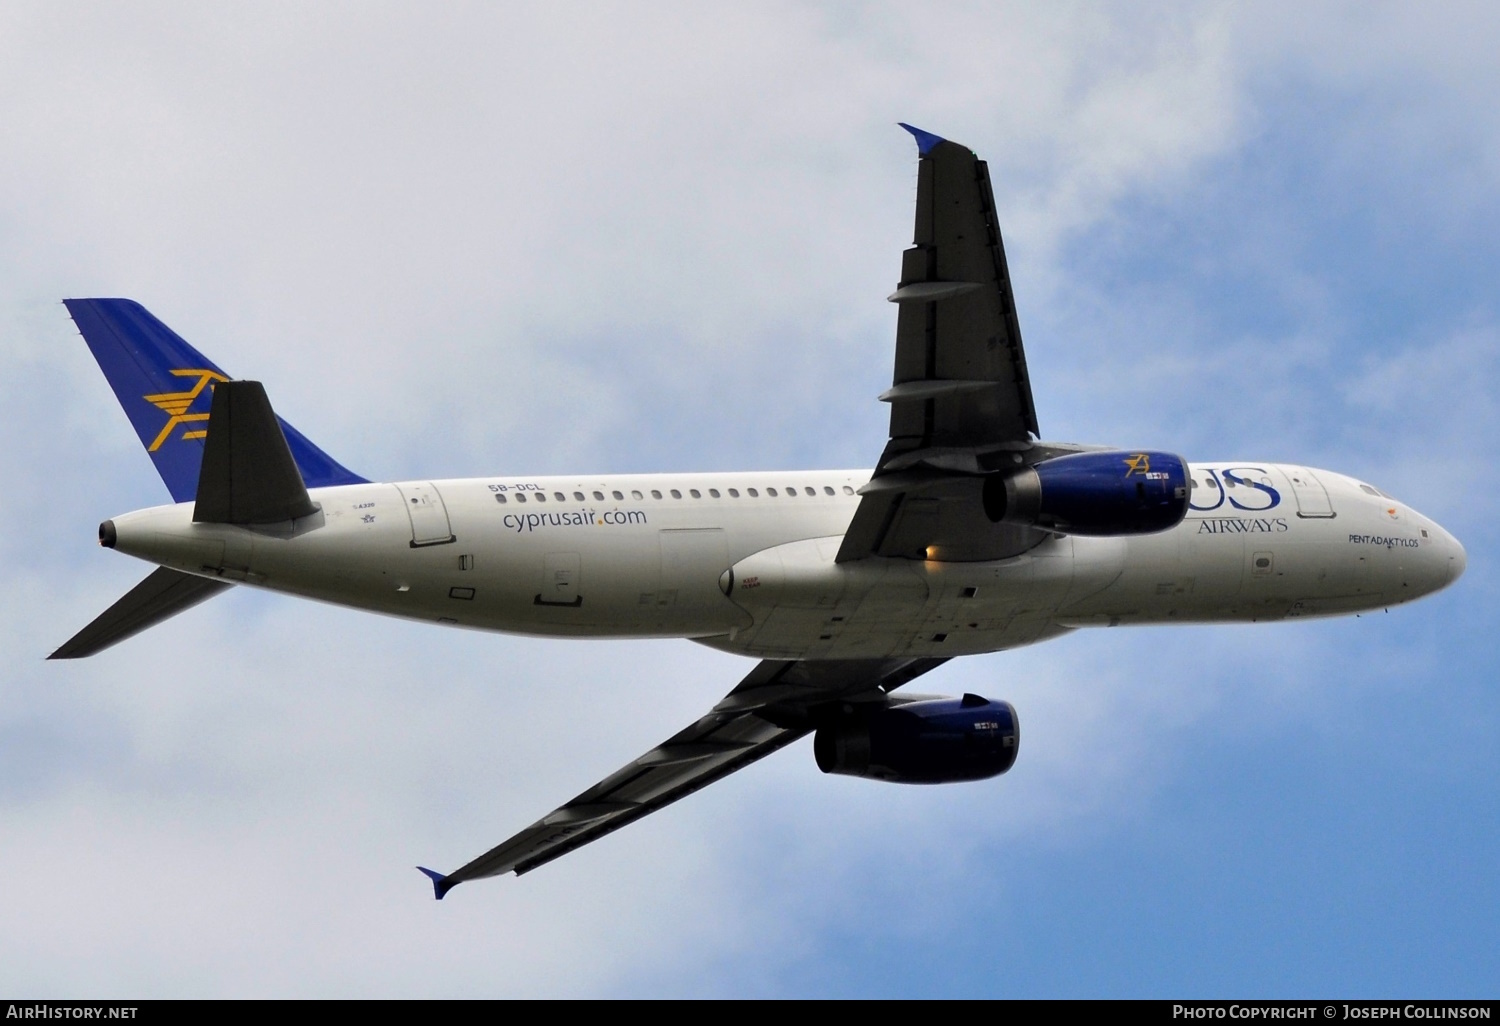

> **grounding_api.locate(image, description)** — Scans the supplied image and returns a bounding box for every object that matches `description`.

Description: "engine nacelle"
[814,695,1019,784]
[982,449,1188,536]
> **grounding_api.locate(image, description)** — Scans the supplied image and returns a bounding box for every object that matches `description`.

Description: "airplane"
[51,125,1466,899]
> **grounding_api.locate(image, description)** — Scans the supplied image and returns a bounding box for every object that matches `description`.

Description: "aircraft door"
[396,482,455,546]
[1284,467,1336,519]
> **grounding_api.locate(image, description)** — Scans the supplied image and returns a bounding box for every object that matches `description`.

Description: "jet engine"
[813,694,1019,784]
[982,449,1189,535]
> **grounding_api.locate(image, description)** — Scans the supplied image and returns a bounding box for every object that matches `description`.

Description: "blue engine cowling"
[982,449,1189,535]
[814,694,1019,784]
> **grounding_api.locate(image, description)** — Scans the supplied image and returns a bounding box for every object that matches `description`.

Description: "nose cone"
[1416,518,1466,595]
[1442,526,1467,587]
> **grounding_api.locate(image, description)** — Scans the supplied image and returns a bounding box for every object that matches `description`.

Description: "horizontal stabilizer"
[49,566,232,659]
[194,380,319,525]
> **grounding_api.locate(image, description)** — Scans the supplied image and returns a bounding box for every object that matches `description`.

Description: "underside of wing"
[838,125,1065,563]
[884,124,1038,457]
[419,657,945,896]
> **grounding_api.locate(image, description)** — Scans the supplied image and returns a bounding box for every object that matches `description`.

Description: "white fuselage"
[104,462,1466,661]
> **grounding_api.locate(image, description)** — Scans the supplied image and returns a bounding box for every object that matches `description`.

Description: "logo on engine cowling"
[1123,453,1150,476]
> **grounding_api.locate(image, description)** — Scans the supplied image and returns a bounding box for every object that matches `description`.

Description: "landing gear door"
[396,482,455,546]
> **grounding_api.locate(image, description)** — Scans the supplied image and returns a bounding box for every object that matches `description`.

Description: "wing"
[838,125,1059,563]
[885,124,1038,455]
[418,657,946,897]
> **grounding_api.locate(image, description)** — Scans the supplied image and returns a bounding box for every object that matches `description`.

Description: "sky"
[1,1,1496,998]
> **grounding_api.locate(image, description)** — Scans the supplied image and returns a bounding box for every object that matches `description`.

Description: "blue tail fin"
[65,299,367,502]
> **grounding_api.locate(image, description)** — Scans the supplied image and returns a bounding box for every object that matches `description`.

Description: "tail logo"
[143,369,229,451]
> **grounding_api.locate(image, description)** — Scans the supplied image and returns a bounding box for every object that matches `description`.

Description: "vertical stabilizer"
[65,299,366,501]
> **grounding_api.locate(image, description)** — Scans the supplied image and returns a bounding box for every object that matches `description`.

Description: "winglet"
[898,122,946,156]
[417,866,457,900]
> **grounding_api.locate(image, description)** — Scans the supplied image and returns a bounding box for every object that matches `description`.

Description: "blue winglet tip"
[898,122,946,156]
[417,866,456,901]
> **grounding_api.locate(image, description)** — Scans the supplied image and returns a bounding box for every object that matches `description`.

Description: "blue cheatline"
[65,298,367,503]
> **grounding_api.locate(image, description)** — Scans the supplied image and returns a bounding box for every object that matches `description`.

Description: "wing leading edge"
[418,657,946,897]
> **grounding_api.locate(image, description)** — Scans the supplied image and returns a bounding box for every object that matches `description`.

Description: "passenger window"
[535,492,547,502]
[613,490,624,500]
[494,493,508,504]
[784,487,794,497]
[768,488,778,497]
[516,493,527,503]
[728,488,740,498]
[594,491,605,501]
[670,489,682,499]
[823,486,834,496]
[651,490,662,499]
[690,489,701,498]
[805,487,815,496]
[631,490,643,500]
[573,491,585,501]
[747,488,759,497]
[842,486,854,495]
[708,488,720,498]
[555,492,567,502]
